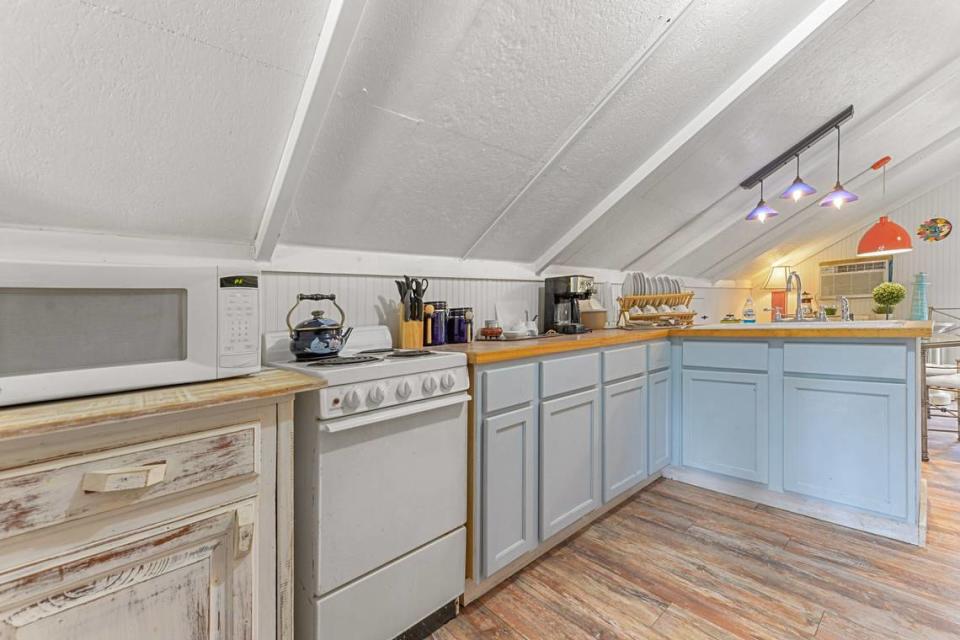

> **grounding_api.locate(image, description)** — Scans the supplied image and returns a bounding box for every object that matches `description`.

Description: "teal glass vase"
[910,272,929,320]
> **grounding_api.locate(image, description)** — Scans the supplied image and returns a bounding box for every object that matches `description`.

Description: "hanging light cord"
[835,125,841,181]
[795,154,801,179]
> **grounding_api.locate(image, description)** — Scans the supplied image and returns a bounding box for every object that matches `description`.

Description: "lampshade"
[745,179,778,222]
[857,216,913,257]
[779,156,816,202]
[820,125,857,208]
[745,200,779,222]
[781,176,817,202]
[762,265,793,289]
[819,182,859,208]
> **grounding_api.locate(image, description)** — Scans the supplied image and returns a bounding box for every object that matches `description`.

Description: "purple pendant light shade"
[779,155,816,202]
[746,180,779,223]
[819,125,858,209]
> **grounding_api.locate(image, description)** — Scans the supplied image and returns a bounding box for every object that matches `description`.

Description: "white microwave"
[0,262,260,407]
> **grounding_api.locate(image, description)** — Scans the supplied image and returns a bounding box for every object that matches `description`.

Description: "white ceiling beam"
[458,0,697,260]
[253,0,368,262]
[532,0,853,274]
[640,53,960,277]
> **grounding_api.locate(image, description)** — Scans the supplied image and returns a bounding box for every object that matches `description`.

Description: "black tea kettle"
[286,293,353,360]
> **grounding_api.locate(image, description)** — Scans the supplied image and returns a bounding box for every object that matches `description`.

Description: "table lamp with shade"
[763,265,793,322]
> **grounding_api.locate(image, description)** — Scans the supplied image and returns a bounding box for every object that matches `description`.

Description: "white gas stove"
[264,326,469,640]
[263,326,468,420]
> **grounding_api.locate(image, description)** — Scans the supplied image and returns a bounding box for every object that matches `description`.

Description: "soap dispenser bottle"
[742,296,757,324]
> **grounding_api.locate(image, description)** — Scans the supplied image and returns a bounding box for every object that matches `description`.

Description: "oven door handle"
[318,393,472,433]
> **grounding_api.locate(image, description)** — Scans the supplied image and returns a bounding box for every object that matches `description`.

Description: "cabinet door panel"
[649,369,672,473]
[603,377,647,502]
[0,504,254,640]
[783,377,908,517]
[482,406,537,577]
[540,389,601,539]
[682,370,769,483]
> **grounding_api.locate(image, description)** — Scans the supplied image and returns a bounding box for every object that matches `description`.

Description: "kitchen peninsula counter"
[436,321,933,365]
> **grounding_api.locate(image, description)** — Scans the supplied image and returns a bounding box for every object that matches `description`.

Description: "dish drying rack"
[617,292,696,327]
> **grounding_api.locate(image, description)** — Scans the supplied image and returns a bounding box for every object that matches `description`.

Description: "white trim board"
[662,465,922,545]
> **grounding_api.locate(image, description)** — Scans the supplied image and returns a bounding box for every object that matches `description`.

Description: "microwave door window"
[0,288,187,376]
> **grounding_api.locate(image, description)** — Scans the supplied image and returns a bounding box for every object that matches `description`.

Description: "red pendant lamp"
[857,157,913,257]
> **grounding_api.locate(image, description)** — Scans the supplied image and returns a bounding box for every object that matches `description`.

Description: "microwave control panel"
[218,274,260,371]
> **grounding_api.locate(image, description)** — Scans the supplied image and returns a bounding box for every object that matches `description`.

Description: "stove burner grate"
[388,350,435,358]
[306,355,381,366]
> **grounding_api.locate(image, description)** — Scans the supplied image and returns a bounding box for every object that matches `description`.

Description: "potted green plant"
[872,282,907,319]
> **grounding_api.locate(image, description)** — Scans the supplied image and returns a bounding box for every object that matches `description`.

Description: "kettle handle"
[285,293,348,334]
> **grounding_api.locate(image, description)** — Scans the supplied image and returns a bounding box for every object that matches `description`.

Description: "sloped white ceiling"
[284,0,818,257]
[0,0,327,241]
[3,0,960,280]
[564,0,960,278]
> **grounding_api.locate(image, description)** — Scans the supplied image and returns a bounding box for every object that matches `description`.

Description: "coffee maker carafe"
[544,275,595,334]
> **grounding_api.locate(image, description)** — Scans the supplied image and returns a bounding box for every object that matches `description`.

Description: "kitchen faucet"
[840,296,851,321]
[785,271,803,321]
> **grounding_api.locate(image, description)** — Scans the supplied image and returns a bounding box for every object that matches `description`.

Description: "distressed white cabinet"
[682,369,769,483]
[0,369,316,640]
[0,504,255,639]
[783,376,908,518]
[648,368,672,473]
[602,376,647,503]
[540,388,601,539]
[482,406,538,576]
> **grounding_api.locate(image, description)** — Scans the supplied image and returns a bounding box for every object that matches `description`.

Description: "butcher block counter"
[435,328,671,364]
[436,321,932,364]
[0,368,322,640]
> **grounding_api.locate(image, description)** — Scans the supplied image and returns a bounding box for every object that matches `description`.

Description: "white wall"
[752,174,960,322]
[263,270,751,339]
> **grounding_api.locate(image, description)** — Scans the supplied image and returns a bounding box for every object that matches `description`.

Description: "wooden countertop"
[435,329,671,364]
[679,320,934,339]
[0,369,324,440]
[436,321,934,364]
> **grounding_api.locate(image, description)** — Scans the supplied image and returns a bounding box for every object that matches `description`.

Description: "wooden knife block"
[397,308,424,349]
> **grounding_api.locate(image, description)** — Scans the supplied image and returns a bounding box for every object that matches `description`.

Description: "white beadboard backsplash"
[262,271,747,343]
[261,272,541,337]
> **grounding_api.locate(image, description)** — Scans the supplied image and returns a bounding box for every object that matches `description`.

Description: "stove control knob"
[367,385,385,405]
[343,389,361,410]
[396,380,413,399]
[422,376,438,395]
[440,372,456,390]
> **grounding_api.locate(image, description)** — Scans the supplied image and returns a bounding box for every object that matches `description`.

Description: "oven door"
[306,393,469,595]
[0,262,218,406]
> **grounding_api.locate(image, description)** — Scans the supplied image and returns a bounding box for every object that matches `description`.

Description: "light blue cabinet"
[482,405,538,576]
[540,388,601,539]
[783,376,908,518]
[682,369,769,483]
[602,376,647,503]
[648,368,671,473]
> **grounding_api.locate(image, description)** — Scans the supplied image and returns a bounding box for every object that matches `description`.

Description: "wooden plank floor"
[434,427,960,639]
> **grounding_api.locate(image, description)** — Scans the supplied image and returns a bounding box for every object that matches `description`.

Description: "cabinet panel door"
[482,406,538,577]
[603,377,647,502]
[783,377,908,518]
[0,503,255,640]
[649,368,672,473]
[540,389,601,539]
[682,370,769,483]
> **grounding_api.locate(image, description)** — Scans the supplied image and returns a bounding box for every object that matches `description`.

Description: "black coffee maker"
[544,275,595,334]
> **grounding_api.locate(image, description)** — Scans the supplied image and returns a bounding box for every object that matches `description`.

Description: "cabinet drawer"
[683,340,768,371]
[483,363,537,414]
[0,422,259,542]
[603,345,647,382]
[541,353,600,398]
[783,342,907,380]
[648,340,671,371]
